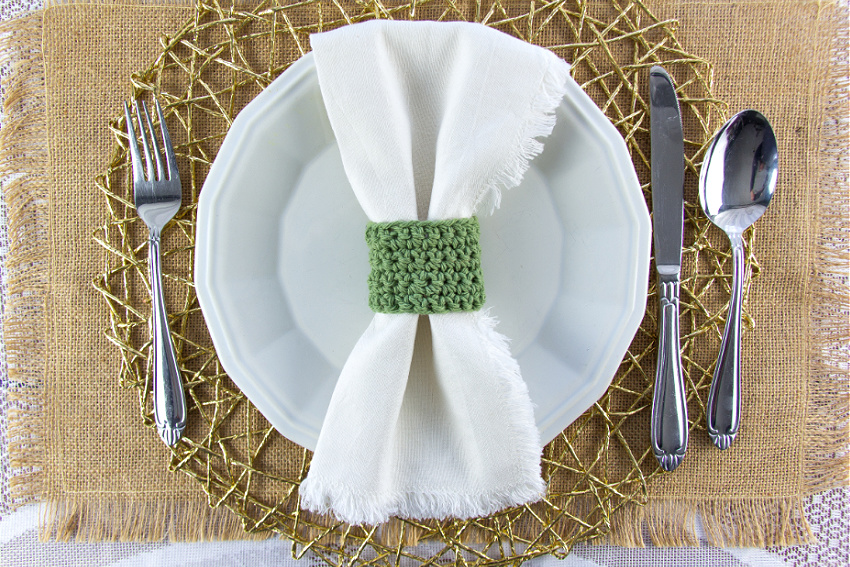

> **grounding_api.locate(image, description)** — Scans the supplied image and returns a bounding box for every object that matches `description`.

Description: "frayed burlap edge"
[40,495,274,542]
[606,497,814,548]
[802,0,850,497]
[0,11,49,509]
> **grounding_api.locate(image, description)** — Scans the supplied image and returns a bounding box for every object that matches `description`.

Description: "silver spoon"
[699,109,778,450]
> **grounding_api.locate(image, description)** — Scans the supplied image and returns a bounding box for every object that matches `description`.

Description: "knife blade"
[649,66,688,472]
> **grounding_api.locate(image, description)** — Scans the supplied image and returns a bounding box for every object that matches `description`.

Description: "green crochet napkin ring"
[366,217,486,315]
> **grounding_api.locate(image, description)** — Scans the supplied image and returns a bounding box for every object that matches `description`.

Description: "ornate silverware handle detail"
[650,274,688,471]
[150,231,187,446]
[706,234,744,450]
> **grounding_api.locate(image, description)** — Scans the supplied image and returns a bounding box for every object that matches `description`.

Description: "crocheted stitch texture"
[366,218,486,314]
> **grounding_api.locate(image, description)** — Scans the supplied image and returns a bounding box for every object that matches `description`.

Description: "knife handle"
[650,274,688,472]
[706,235,744,450]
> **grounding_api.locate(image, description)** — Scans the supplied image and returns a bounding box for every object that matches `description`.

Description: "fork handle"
[149,231,187,446]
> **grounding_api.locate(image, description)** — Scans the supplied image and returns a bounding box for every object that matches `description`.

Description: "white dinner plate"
[195,53,650,451]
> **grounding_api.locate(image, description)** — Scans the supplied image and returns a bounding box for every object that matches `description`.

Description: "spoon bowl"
[700,110,778,235]
[699,109,778,449]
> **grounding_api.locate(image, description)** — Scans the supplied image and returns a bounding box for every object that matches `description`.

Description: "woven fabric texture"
[366,218,485,314]
[0,0,846,564]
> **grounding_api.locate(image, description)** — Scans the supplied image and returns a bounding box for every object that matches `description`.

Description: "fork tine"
[134,100,155,181]
[124,103,144,184]
[155,99,178,182]
[141,100,166,182]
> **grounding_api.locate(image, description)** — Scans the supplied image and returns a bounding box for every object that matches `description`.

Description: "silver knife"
[649,66,688,472]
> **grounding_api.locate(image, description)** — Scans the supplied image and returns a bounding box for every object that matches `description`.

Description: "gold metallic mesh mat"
[93,0,739,563]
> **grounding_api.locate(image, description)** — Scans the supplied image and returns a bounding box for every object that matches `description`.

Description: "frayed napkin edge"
[299,476,546,526]
[474,53,572,215]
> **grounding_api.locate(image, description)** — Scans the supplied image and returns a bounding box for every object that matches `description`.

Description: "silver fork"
[124,99,187,446]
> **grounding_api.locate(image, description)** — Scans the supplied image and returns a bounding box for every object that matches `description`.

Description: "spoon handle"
[650,274,688,471]
[707,234,744,449]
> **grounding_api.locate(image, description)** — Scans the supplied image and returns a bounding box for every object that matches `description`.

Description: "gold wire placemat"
[92,0,744,563]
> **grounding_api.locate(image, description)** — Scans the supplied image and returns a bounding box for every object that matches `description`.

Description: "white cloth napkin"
[299,20,571,525]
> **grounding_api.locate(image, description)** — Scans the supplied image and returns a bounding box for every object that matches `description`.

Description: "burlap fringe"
[0,12,49,508]
[40,496,275,542]
[606,497,814,548]
[803,0,850,496]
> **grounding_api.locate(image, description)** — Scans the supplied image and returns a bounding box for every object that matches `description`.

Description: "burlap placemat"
[2,0,847,551]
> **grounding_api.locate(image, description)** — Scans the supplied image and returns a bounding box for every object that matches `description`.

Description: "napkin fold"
[300,20,570,525]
